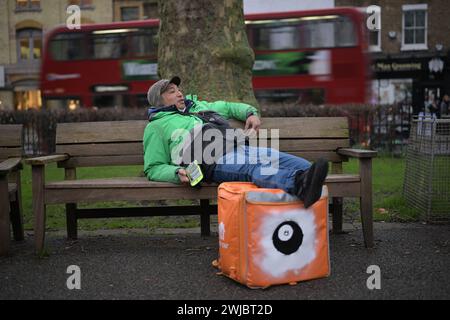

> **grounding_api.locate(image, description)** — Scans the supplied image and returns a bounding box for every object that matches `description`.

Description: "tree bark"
[157,0,258,108]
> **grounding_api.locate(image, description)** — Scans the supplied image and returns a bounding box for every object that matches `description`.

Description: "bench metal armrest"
[337,148,378,159]
[24,154,69,166]
[0,158,22,176]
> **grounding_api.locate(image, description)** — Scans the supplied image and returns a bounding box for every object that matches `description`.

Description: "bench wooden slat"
[56,143,143,157]
[289,151,347,162]
[0,147,22,161]
[46,186,358,204]
[58,155,144,168]
[0,125,22,147]
[56,139,349,158]
[46,177,176,189]
[45,174,360,189]
[277,139,350,151]
[44,174,360,204]
[45,186,219,204]
[57,151,346,168]
[56,121,148,144]
[56,118,349,145]
[259,117,349,138]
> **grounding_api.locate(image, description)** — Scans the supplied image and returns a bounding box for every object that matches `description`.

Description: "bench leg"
[0,177,11,256]
[66,204,78,240]
[10,198,24,242]
[332,197,344,234]
[10,170,24,241]
[32,165,46,254]
[360,195,374,248]
[200,200,211,237]
[64,168,78,240]
[360,158,374,248]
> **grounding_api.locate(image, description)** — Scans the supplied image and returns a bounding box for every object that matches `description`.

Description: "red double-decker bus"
[41,7,371,109]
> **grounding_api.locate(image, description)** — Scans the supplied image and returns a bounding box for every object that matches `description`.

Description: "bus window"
[91,34,128,59]
[131,28,158,57]
[49,33,85,61]
[248,21,300,51]
[299,15,357,48]
[248,15,357,51]
[334,16,357,47]
[93,94,130,108]
[255,88,325,105]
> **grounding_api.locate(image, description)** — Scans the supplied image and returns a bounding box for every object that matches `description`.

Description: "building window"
[369,29,381,52]
[143,2,158,19]
[68,0,94,9]
[121,6,140,21]
[16,0,40,11]
[402,4,428,51]
[14,89,42,110]
[17,28,42,61]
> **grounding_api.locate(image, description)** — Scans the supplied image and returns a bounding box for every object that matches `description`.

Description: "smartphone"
[186,160,204,187]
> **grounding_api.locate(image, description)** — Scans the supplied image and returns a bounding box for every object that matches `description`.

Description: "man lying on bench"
[143,76,328,208]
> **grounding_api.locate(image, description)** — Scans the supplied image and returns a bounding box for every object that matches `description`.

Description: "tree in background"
[157,0,259,108]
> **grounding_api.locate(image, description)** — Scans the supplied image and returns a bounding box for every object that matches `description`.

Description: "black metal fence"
[0,108,148,156]
[1,104,414,156]
[261,102,414,154]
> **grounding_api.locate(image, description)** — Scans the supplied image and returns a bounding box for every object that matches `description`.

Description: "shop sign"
[373,61,422,73]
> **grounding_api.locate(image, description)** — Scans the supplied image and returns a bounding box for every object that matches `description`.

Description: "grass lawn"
[343,156,420,223]
[18,156,418,232]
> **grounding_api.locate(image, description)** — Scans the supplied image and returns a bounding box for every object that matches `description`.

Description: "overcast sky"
[244,0,335,14]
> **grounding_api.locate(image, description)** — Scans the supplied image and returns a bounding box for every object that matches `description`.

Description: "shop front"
[371,53,450,115]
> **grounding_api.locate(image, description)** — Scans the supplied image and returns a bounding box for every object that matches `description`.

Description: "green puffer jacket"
[143,95,259,184]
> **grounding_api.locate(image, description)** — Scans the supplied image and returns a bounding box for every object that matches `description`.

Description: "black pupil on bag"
[272,221,303,255]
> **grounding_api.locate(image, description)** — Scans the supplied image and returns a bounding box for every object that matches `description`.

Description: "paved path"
[1,223,449,300]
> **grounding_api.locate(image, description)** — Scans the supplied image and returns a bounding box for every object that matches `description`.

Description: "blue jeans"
[212,145,311,194]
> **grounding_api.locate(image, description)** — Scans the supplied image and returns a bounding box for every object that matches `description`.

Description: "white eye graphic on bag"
[257,208,317,278]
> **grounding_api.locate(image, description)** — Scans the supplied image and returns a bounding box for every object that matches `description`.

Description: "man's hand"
[245,115,261,133]
[177,169,190,184]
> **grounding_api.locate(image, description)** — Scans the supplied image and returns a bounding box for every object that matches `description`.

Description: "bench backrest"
[0,125,23,162]
[55,117,349,168]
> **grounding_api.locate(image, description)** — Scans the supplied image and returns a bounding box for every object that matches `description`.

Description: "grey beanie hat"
[147,76,181,107]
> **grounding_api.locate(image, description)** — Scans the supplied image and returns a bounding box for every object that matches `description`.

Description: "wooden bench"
[0,125,25,256]
[26,117,377,254]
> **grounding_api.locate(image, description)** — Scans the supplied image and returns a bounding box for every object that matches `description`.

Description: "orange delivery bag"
[214,182,330,289]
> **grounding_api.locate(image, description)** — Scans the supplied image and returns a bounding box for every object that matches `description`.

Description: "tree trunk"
[157,0,258,108]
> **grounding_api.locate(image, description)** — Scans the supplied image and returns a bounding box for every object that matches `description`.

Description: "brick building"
[113,0,158,22]
[336,0,450,113]
[0,0,113,110]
